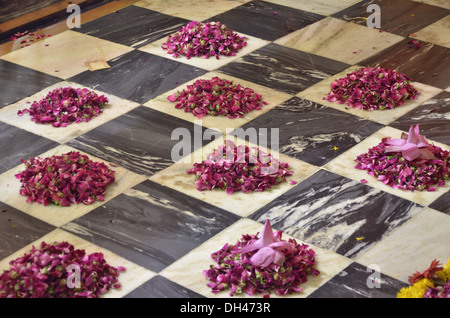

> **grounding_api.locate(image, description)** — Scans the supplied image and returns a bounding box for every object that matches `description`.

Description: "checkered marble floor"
[0,0,449,301]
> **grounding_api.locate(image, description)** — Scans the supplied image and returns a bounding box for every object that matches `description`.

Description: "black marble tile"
[236,97,383,166]
[360,38,450,89]
[62,179,240,272]
[0,60,61,108]
[207,0,324,41]
[218,43,350,95]
[390,91,450,146]
[0,122,59,174]
[249,170,423,259]
[67,106,212,176]
[75,5,189,48]
[308,262,408,298]
[0,202,56,260]
[69,50,207,104]
[125,275,204,298]
[429,192,450,215]
[333,0,449,37]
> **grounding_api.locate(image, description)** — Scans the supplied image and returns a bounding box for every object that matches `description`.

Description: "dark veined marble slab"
[67,106,211,177]
[308,262,408,298]
[0,122,59,174]
[390,90,450,146]
[250,169,424,259]
[237,96,383,166]
[218,43,350,95]
[361,38,450,89]
[62,179,240,272]
[0,202,56,260]
[0,59,61,108]
[69,50,207,104]
[332,0,449,37]
[125,275,204,298]
[429,192,450,215]
[75,5,189,48]
[207,0,324,41]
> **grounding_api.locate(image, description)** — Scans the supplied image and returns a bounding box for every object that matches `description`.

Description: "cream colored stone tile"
[323,126,450,206]
[275,17,404,65]
[298,65,443,125]
[0,228,156,298]
[149,136,319,217]
[356,207,450,283]
[0,81,140,144]
[138,33,269,71]
[0,144,146,227]
[160,218,352,298]
[0,30,133,79]
[143,71,292,133]
[412,15,450,49]
[265,0,361,15]
[134,0,252,21]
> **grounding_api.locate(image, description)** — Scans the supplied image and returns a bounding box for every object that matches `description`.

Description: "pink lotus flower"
[385,125,436,161]
[167,76,267,119]
[234,220,294,267]
[161,21,247,60]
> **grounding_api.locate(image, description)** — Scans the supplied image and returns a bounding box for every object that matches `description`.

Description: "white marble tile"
[160,218,352,298]
[275,17,404,65]
[138,33,269,71]
[0,81,140,144]
[134,0,252,21]
[0,144,146,227]
[0,30,133,79]
[323,126,450,207]
[143,71,292,133]
[265,0,361,15]
[356,207,450,283]
[298,65,443,125]
[149,135,319,217]
[0,228,156,298]
[412,15,450,49]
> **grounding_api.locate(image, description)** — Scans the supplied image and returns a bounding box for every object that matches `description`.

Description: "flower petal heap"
[167,76,267,119]
[355,127,449,192]
[325,66,419,110]
[385,124,435,161]
[397,258,450,298]
[0,241,125,298]
[203,220,320,297]
[161,21,247,60]
[18,86,108,127]
[187,140,293,194]
[15,151,116,206]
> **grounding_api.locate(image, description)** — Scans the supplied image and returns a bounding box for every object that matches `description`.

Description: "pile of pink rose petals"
[0,241,125,298]
[161,21,247,59]
[167,76,268,119]
[203,220,320,297]
[15,151,116,206]
[325,66,420,110]
[187,140,294,194]
[18,86,108,128]
[355,125,449,191]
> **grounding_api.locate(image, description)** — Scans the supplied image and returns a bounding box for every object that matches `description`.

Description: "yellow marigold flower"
[397,278,434,298]
[437,258,450,282]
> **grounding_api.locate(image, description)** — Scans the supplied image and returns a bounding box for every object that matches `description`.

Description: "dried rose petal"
[325,66,420,111]
[168,76,267,119]
[355,133,449,192]
[187,140,294,194]
[203,220,319,297]
[161,21,247,60]
[18,86,108,127]
[0,241,125,298]
[15,151,115,206]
